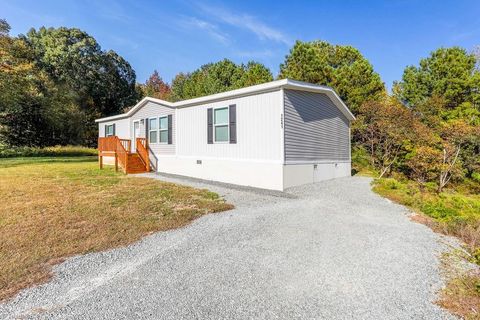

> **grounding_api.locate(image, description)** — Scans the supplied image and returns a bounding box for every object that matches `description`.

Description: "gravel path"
[0,175,456,319]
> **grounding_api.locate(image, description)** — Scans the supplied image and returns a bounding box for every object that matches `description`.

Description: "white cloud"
[180,16,230,45]
[197,3,291,45]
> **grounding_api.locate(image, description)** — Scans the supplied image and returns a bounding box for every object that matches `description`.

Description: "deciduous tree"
[170,59,273,101]
[353,98,415,177]
[20,26,139,145]
[142,70,171,100]
[24,27,138,115]
[1,22,140,147]
[0,20,53,146]
[436,120,477,192]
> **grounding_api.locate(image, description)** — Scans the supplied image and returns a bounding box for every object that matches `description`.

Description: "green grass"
[372,178,480,252]
[0,156,233,301]
[374,179,480,225]
[0,145,97,158]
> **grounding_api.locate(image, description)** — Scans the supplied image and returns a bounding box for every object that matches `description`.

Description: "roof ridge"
[95,79,354,122]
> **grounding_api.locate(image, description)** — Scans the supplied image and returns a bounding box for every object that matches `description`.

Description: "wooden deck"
[98,136,150,174]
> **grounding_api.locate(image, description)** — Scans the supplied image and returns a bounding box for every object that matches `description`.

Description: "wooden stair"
[126,153,148,174]
[98,136,150,174]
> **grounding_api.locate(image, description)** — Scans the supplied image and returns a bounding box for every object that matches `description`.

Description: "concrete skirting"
[107,154,351,191]
[283,162,351,189]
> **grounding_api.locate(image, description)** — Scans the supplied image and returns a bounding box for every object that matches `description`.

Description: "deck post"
[145,140,150,172]
[114,153,118,172]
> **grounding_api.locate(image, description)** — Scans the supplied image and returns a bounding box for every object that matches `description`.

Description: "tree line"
[119,38,480,192]
[1,20,479,191]
[0,20,138,147]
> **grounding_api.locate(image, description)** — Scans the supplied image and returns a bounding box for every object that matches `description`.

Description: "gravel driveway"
[0,175,456,319]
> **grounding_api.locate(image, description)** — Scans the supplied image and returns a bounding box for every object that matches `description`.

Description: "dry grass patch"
[438,249,480,320]
[0,156,233,301]
[438,272,480,319]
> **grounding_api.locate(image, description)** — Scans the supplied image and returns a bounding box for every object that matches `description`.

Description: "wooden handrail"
[115,137,128,173]
[136,138,150,172]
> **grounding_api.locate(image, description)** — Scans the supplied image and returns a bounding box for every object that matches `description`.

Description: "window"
[214,107,229,142]
[149,118,158,143]
[105,124,114,137]
[147,116,169,144]
[159,116,168,143]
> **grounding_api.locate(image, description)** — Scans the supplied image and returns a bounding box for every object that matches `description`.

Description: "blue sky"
[2,0,480,90]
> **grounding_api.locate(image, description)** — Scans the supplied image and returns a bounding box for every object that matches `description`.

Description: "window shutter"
[229,104,236,144]
[145,118,149,142]
[104,125,108,137]
[207,108,213,144]
[168,114,172,144]
[112,123,116,136]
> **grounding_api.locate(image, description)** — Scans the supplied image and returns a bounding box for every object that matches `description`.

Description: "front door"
[133,121,140,152]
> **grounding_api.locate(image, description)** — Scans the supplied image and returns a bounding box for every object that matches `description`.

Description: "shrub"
[472,172,480,183]
[421,201,458,220]
[0,145,97,158]
[351,145,378,176]
[373,178,480,256]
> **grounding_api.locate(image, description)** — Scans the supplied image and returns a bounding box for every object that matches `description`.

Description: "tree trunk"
[437,146,461,193]
[379,156,396,179]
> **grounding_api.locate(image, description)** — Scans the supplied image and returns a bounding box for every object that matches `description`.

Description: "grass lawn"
[0,156,233,301]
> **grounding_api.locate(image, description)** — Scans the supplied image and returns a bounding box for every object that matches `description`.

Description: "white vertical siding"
[176,90,283,162]
[98,118,130,139]
[129,101,176,155]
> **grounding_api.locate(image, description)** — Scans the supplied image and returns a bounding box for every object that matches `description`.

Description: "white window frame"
[105,124,114,137]
[148,118,158,144]
[159,116,168,144]
[213,106,229,143]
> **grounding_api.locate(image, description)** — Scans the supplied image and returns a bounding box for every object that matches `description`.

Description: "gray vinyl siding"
[130,101,175,156]
[284,90,350,162]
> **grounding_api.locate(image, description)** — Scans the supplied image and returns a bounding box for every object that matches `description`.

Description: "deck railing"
[136,138,150,172]
[119,139,131,153]
[115,138,128,173]
[98,136,131,173]
[98,136,117,153]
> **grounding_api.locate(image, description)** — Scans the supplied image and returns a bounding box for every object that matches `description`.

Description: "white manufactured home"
[96,79,355,191]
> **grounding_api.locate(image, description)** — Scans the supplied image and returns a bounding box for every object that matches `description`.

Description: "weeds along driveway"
[0,176,456,319]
